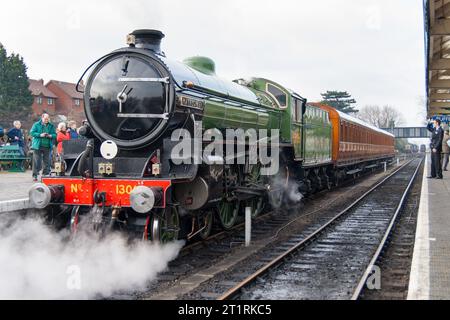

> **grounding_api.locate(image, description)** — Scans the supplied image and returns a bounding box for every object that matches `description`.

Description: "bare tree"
[379,105,404,128]
[416,95,428,126]
[357,105,381,127]
[357,105,404,128]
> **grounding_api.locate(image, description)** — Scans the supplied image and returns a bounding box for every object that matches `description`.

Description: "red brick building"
[46,80,85,123]
[27,79,85,124]
[28,79,58,116]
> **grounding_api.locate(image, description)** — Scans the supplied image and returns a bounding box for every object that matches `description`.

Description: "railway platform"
[408,155,450,300]
[0,171,32,213]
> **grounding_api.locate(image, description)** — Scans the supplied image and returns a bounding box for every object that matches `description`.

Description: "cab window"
[267,83,287,108]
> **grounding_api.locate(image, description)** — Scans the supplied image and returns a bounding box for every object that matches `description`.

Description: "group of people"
[1,113,83,181]
[427,118,450,179]
[4,115,450,182]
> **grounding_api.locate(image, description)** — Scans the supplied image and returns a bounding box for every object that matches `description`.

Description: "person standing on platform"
[56,122,70,157]
[427,119,444,179]
[68,120,79,139]
[30,113,56,181]
[442,129,450,172]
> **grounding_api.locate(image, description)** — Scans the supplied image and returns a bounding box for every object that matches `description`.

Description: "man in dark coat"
[427,119,444,179]
[7,121,25,156]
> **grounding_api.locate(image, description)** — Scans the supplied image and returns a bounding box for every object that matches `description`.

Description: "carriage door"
[292,97,304,160]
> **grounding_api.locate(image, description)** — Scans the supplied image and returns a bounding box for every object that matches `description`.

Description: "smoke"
[287,182,303,203]
[268,176,303,208]
[0,213,184,299]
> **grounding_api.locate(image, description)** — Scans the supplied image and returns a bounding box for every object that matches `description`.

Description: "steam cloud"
[287,182,303,203]
[0,213,183,299]
[268,176,304,207]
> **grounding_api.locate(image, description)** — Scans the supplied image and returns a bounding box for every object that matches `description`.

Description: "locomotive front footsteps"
[28,29,395,243]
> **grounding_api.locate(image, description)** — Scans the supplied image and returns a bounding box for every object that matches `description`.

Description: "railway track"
[203,157,424,300]
[137,158,415,300]
[358,159,423,299]
[180,158,400,255]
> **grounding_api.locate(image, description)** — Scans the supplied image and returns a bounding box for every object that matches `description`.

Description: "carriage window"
[267,83,287,108]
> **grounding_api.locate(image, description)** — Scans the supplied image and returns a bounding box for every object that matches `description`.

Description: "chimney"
[129,29,165,54]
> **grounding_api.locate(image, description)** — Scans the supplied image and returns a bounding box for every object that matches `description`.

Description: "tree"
[416,96,428,126]
[395,139,409,152]
[0,43,33,119]
[355,105,381,127]
[320,90,358,114]
[357,105,404,128]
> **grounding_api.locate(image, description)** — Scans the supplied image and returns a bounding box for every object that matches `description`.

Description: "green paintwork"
[174,57,303,144]
[189,77,293,142]
[218,200,239,229]
[156,207,180,243]
[183,56,216,75]
[178,76,286,137]
[246,78,291,142]
[174,58,335,167]
[302,104,332,165]
[202,100,273,131]
[0,144,28,172]
[290,96,303,159]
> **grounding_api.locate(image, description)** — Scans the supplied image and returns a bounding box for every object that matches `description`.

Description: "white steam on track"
[268,175,304,207]
[287,182,303,203]
[0,213,183,299]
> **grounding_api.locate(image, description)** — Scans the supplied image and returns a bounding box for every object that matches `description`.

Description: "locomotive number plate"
[42,177,171,207]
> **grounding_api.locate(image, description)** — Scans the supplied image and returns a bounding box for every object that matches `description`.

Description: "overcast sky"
[0,0,426,127]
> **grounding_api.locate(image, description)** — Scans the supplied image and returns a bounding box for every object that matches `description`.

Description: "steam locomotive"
[28,29,395,242]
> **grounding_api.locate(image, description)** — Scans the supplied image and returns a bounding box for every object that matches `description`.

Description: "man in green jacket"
[30,113,56,181]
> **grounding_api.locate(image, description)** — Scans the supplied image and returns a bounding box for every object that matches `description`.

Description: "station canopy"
[425,0,450,116]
